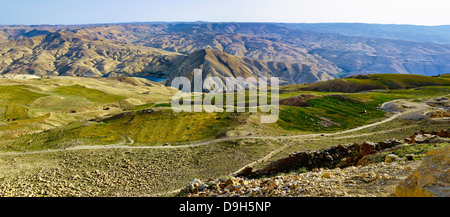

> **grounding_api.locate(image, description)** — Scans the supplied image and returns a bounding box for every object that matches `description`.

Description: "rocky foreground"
[182,131,449,197]
[184,160,421,197]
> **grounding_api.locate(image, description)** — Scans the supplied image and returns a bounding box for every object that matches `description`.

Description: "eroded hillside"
[2,22,450,85]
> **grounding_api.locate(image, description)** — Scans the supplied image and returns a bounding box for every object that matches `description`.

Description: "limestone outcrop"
[395,146,449,197]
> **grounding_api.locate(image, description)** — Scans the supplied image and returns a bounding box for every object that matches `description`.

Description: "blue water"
[100,74,167,82]
[138,76,166,82]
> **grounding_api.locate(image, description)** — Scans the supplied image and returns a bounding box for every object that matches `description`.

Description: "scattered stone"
[198,183,208,192]
[182,178,203,194]
[404,138,412,144]
[186,160,421,197]
[191,129,449,197]
[224,184,235,192]
[380,140,402,149]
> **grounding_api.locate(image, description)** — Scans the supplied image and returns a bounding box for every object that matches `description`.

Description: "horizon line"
[1,21,450,27]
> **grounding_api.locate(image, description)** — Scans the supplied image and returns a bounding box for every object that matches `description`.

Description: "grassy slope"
[277,95,385,131]
[344,74,450,89]
[0,76,177,142]
[4,85,450,151]
[0,85,46,120]
[52,85,126,104]
[2,109,239,151]
[2,74,450,151]
[284,73,450,93]
[276,86,450,132]
[274,74,450,132]
[0,84,126,121]
[69,110,235,145]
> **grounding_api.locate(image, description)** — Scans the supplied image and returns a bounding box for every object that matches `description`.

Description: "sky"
[1,0,449,26]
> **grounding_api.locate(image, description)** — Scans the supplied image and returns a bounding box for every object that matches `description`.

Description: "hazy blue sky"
[1,0,449,25]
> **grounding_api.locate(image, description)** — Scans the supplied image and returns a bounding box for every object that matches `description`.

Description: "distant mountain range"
[1,22,450,86]
[280,23,450,44]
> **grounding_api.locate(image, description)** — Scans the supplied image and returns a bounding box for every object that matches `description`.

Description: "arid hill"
[0,30,183,77]
[0,29,341,86]
[161,49,337,87]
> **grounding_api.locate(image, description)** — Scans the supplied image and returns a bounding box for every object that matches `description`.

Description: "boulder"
[356,155,370,166]
[360,141,376,156]
[385,154,399,163]
[438,130,449,138]
[380,139,402,149]
[395,146,450,197]
[405,154,415,161]
[336,145,349,153]
[236,167,253,177]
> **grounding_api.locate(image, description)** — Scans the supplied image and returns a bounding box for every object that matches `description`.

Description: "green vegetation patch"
[387,86,450,97]
[72,110,235,144]
[276,84,450,133]
[344,74,450,89]
[0,85,46,120]
[126,103,156,111]
[53,85,126,104]
[391,142,449,161]
[154,103,172,108]
[3,109,238,151]
[277,95,385,132]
